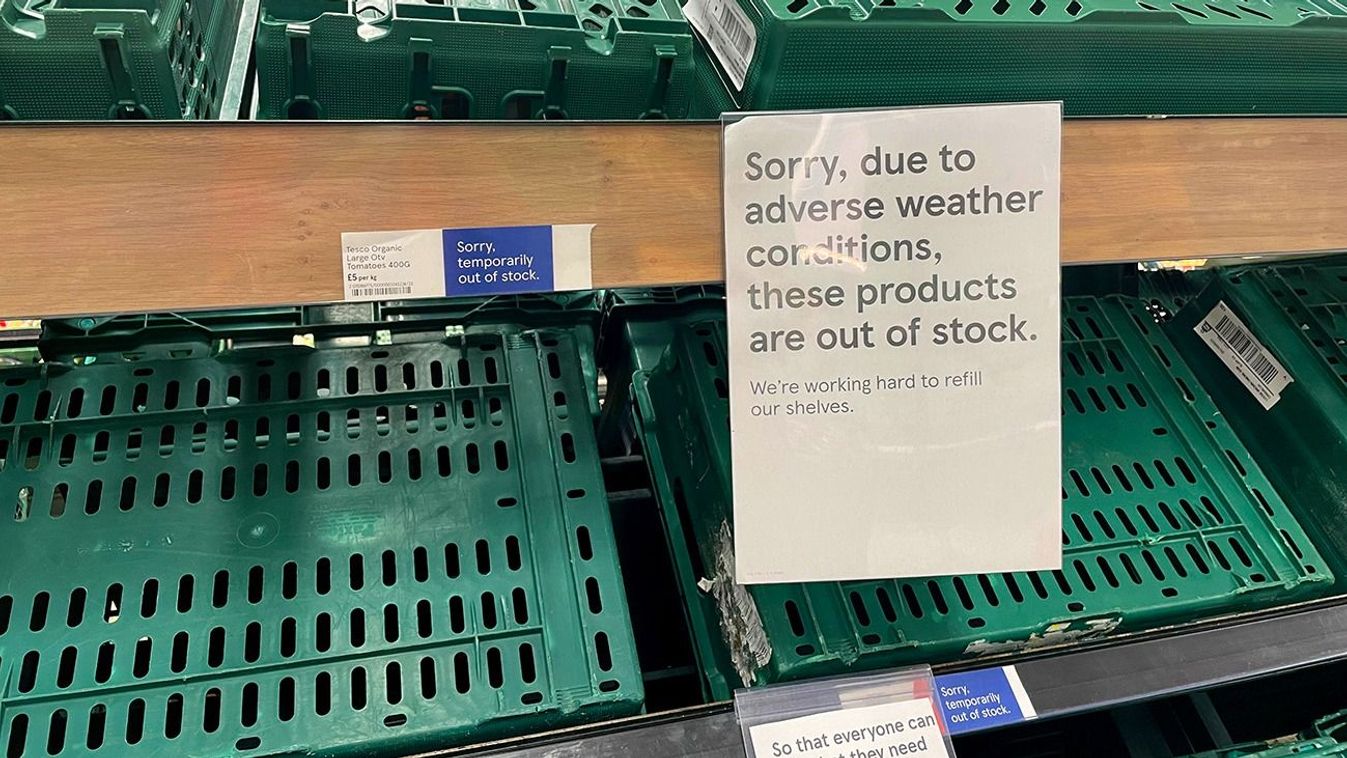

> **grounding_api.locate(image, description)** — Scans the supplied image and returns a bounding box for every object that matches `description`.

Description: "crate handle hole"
[235,736,262,751]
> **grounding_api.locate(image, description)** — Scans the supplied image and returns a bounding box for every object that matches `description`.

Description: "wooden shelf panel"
[2,118,1345,318]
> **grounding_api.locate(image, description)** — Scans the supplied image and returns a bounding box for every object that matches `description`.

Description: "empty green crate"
[1140,268,1204,323]
[1182,710,1347,757]
[688,42,735,119]
[42,293,604,418]
[629,297,1332,701]
[693,0,1347,117]
[596,286,723,454]
[0,348,37,366]
[0,324,641,756]
[1193,738,1347,758]
[1165,258,1347,575]
[253,0,693,119]
[0,0,253,119]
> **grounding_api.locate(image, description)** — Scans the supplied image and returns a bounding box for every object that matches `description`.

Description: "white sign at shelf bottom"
[747,700,951,758]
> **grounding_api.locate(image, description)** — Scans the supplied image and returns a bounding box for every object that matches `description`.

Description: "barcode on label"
[684,0,756,90]
[716,1,752,54]
[350,285,413,298]
[1195,301,1293,410]
[1211,313,1280,386]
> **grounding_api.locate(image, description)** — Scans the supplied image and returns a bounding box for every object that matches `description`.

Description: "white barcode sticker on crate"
[1195,300,1294,410]
[684,0,756,91]
[341,224,593,302]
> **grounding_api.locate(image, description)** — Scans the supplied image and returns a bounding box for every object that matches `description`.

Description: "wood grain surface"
[1,118,1345,319]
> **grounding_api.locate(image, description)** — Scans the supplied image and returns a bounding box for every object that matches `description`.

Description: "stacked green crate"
[0,321,40,367]
[42,293,605,418]
[1165,258,1347,575]
[1140,268,1202,323]
[0,313,641,756]
[596,286,723,454]
[623,297,1331,701]
[0,0,252,119]
[1182,710,1347,757]
[688,42,736,119]
[1188,738,1347,757]
[1196,738,1347,757]
[253,0,693,119]
[689,0,1347,117]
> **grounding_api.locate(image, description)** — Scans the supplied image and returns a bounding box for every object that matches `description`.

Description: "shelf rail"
[3,118,1347,318]
[438,600,1347,757]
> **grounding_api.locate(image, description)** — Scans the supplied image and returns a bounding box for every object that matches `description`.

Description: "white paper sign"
[748,700,951,758]
[723,104,1062,583]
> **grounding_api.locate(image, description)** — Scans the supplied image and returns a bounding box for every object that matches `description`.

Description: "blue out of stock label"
[442,225,555,296]
[934,666,1037,735]
[341,224,593,302]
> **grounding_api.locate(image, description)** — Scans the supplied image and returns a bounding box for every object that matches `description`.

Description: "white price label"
[341,229,445,301]
[685,0,756,91]
[1195,300,1294,410]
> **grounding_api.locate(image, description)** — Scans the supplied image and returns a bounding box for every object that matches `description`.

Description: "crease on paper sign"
[697,521,772,686]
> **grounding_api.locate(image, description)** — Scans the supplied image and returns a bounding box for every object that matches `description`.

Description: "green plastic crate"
[253,0,693,119]
[42,293,605,418]
[1182,710,1347,757]
[1140,268,1202,322]
[688,41,735,119]
[631,297,1331,701]
[0,322,40,368]
[1198,738,1347,757]
[693,0,1347,117]
[596,286,723,454]
[1165,258,1347,576]
[0,0,254,119]
[0,325,641,756]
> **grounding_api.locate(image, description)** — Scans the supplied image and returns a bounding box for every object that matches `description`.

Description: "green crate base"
[0,0,250,119]
[696,0,1347,117]
[632,296,1332,701]
[0,327,640,757]
[1165,259,1347,577]
[254,0,693,120]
